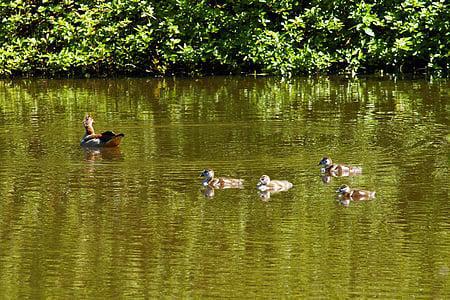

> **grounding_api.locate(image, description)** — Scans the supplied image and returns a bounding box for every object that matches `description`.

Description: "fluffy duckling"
[336,184,376,201]
[200,169,244,188]
[318,156,362,176]
[256,175,293,192]
[80,115,124,147]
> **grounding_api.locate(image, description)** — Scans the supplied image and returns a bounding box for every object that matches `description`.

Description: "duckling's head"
[200,169,214,179]
[337,184,351,194]
[318,156,332,166]
[259,175,271,185]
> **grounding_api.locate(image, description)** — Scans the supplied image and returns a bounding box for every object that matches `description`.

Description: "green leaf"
[364,28,375,37]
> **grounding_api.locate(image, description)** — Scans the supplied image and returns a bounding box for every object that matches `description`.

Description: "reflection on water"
[202,186,216,198]
[257,189,293,201]
[336,195,375,207]
[0,76,448,298]
[83,147,124,162]
[200,183,245,199]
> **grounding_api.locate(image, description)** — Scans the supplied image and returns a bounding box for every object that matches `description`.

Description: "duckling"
[336,184,375,201]
[80,115,124,147]
[200,169,244,188]
[318,156,362,176]
[256,175,293,192]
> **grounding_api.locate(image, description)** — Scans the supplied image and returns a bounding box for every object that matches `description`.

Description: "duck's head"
[83,115,94,127]
[258,175,271,185]
[337,184,351,194]
[200,169,214,179]
[318,156,332,167]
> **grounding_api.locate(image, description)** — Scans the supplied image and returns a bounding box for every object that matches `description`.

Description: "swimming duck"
[80,115,124,147]
[318,156,362,176]
[256,175,293,192]
[200,169,244,188]
[336,184,376,201]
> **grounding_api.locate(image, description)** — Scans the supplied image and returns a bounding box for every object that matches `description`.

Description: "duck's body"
[318,156,362,176]
[200,169,244,189]
[80,115,124,147]
[256,175,293,192]
[336,184,375,201]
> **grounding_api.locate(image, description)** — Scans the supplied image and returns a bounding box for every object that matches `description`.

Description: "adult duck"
[80,115,124,147]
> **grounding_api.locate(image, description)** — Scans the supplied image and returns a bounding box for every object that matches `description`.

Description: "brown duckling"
[200,169,244,188]
[80,115,124,147]
[256,175,293,192]
[318,156,362,176]
[336,184,376,201]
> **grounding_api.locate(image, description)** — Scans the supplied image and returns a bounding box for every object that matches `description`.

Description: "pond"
[0,76,448,298]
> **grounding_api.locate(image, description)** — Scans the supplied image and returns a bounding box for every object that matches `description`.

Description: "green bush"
[0,0,448,77]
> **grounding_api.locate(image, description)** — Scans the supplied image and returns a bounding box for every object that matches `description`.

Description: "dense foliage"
[0,0,448,76]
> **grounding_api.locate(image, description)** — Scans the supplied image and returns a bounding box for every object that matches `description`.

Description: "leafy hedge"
[0,0,448,77]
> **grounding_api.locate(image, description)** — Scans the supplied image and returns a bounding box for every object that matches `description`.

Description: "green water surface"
[0,76,448,298]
